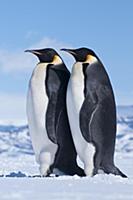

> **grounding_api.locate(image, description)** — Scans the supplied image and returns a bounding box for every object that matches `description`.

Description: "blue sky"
[0,0,133,121]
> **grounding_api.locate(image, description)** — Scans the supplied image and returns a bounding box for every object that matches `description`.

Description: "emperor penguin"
[61,47,127,178]
[25,48,84,177]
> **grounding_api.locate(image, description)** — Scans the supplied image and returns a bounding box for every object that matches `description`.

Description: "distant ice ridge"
[0,124,33,156]
[0,105,133,157]
[116,105,133,154]
[117,105,133,118]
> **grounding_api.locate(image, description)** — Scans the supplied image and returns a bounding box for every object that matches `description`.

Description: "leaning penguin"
[61,47,127,178]
[25,48,84,177]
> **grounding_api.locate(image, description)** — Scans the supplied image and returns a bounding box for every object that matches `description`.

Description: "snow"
[0,174,133,200]
[0,106,133,199]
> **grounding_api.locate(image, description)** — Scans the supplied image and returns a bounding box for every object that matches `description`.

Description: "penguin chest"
[28,64,48,127]
[67,62,96,176]
[68,62,85,115]
[27,63,58,161]
[67,63,86,154]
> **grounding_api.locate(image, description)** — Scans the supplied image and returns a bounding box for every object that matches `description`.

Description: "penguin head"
[25,48,62,64]
[61,47,98,64]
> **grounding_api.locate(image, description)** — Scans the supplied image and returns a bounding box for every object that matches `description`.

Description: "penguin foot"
[53,168,66,176]
[68,166,85,177]
[54,166,85,177]
[76,166,86,177]
[39,164,52,177]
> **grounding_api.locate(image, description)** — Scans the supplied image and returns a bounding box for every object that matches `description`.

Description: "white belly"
[67,62,95,176]
[27,63,57,165]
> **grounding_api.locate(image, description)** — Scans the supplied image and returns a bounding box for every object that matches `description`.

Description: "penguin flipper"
[46,93,58,144]
[45,68,63,144]
[79,94,97,142]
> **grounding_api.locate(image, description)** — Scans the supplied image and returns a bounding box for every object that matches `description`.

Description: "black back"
[45,63,70,143]
[80,61,116,143]
[45,63,85,176]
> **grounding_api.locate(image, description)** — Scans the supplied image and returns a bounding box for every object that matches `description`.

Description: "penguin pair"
[26,48,85,177]
[25,47,127,178]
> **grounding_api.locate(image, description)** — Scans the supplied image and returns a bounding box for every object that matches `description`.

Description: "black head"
[61,47,98,63]
[25,48,62,64]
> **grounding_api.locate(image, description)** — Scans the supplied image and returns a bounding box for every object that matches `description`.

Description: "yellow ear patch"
[51,55,62,64]
[85,54,97,64]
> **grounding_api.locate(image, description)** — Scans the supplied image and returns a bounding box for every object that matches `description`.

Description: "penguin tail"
[115,167,127,178]
[100,165,127,178]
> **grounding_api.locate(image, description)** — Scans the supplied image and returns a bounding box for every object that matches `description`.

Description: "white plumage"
[67,62,95,176]
[27,63,58,176]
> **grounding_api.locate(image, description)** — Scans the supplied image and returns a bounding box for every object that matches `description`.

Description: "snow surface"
[0,106,133,200]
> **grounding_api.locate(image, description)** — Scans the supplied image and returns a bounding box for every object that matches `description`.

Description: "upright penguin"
[25,48,84,177]
[61,47,127,177]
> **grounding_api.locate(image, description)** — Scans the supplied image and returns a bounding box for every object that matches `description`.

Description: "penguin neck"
[84,56,98,65]
[72,62,84,76]
[36,62,48,70]
[32,63,48,78]
[73,58,98,68]
[35,56,63,72]
[51,55,63,65]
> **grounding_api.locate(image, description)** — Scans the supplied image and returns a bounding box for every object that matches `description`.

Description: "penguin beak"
[24,49,42,55]
[60,48,77,56]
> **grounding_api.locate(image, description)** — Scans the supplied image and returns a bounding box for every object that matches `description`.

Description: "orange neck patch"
[84,54,97,64]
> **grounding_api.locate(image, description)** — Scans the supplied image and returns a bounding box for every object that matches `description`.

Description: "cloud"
[30,37,68,49]
[0,37,73,73]
[0,49,34,73]
[0,37,75,122]
[0,93,26,123]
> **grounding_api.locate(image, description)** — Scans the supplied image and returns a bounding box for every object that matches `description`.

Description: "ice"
[0,105,133,199]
